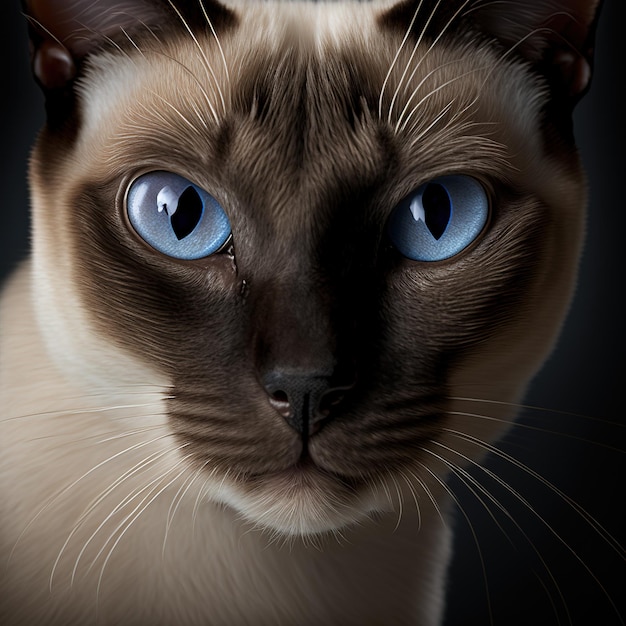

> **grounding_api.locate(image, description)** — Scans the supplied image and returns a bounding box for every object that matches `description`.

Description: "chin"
[210,463,389,537]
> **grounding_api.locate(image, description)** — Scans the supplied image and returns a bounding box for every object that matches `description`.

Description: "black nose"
[262,370,352,436]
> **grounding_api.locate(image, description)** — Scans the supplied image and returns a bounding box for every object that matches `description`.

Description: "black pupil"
[423,183,451,240]
[171,186,203,240]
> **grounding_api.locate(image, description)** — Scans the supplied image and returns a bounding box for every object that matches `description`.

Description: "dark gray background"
[1,1,624,624]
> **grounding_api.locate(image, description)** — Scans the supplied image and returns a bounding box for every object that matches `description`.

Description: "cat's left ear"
[471,0,603,104]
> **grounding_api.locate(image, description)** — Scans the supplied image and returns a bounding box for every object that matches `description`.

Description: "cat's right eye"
[126,171,232,260]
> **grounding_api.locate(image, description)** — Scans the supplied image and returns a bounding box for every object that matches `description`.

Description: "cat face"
[25,0,596,534]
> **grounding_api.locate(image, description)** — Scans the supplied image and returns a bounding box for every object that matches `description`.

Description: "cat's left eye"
[126,171,231,260]
[387,175,489,262]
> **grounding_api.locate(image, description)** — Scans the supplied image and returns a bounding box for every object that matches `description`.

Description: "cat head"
[23,0,600,534]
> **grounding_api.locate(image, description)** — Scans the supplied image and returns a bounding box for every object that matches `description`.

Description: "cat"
[0,0,621,624]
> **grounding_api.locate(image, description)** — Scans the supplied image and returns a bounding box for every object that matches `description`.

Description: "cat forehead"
[78,2,379,131]
[73,1,542,186]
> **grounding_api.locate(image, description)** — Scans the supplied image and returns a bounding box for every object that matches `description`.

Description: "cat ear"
[471,0,602,102]
[22,0,235,91]
[380,0,602,105]
[23,0,161,90]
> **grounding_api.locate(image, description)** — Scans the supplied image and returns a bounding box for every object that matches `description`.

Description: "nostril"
[317,389,346,417]
[267,389,291,418]
[271,389,289,404]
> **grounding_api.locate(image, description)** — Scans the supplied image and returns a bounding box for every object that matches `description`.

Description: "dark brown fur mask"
[22,0,601,536]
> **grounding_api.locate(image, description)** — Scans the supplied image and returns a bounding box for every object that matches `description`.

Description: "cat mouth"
[246,453,363,492]
[227,458,383,536]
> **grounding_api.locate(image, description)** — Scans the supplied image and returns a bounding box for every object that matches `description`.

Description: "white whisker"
[94,454,194,600]
[389,473,405,532]
[197,0,230,84]
[449,410,624,453]
[164,0,226,115]
[96,426,165,445]
[192,464,219,532]
[120,26,143,56]
[430,23,563,139]
[396,469,422,531]
[378,0,425,119]
[404,466,446,527]
[10,432,172,572]
[415,459,494,624]
[387,0,440,124]
[450,396,625,427]
[398,65,488,134]
[147,90,203,133]
[395,58,465,132]
[439,430,624,620]
[162,461,209,557]
[22,14,62,46]
[50,438,177,589]
[146,48,218,126]
[443,429,625,557]
[377,473,395,509]
[1,400,163,424]
[425,442,572,625]
[403,97,455,142]
[388,0,475,125]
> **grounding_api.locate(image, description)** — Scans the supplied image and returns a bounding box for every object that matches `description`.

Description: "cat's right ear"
[22,0,236,93]
[23,1,163,91]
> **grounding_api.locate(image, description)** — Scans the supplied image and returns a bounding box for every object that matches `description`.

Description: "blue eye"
[127,171,231,260]
[387,175,489,262]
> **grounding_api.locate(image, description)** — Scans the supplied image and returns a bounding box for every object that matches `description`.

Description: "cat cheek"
[33,40,76,90]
